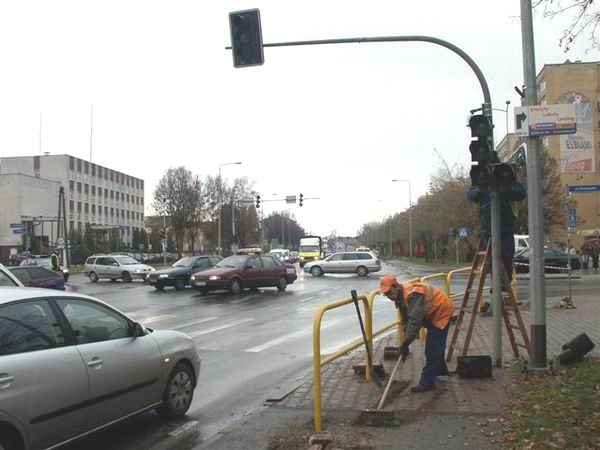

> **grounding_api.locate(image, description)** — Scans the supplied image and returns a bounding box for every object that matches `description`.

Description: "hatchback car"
[19,257,70,282]
[8,266,65,290]
[147,255,222,291]
[190,255,297,294]
[0,287,201,450]
[84,254,155,282]
[303,251,381,277]
[513,247,580,273]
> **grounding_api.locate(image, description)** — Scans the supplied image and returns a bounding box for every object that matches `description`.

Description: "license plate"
[195,281,206,286]
[286,269,295,274]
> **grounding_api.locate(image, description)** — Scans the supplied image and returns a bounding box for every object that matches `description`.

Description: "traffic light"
[159,228,166,239]
[299,193,304,207]
[468,115,494,164]
[490,163,516,191]
[229,9,264,68]
[470,165,492,191]
[255,194,261,209]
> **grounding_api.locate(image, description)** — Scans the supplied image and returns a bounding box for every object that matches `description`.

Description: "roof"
[0,287,96,305]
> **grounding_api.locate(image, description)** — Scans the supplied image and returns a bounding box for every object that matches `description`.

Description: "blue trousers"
[419,319,450,387]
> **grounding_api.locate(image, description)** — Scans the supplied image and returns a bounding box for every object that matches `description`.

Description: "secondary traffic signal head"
[468,115,492,138]
[467,114,494,164]
[229,9,264,68]
[299,193,304,207]
[255,194,261,209]
[470,165,492,191]
[490,163,516,191]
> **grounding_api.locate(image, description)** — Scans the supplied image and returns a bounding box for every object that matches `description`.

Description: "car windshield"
[115,256,139,265]
[300,245,319,252]
[216,256,248,268]
[173,257,196,268]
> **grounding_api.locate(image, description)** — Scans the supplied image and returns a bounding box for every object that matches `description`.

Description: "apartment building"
[496,60,600,249]
[0,154,145,248]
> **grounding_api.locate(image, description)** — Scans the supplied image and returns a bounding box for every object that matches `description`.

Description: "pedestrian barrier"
[446,268,471,300]
[513,261,571,272]
[312,293,371,432]
[420,272,450,295]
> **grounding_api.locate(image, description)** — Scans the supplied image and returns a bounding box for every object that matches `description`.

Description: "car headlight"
[209,275,221,281]
[190,275,196,281]
[300,256,304,260]
[146,273,150,279]
[159,274,169,278]
[135,269,142,273]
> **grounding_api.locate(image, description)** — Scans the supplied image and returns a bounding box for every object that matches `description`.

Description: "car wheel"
[155,284,165,291]
[310,266,323,277]
[276,276,288,291]
[175,277,186,291]
[156,362,195,420]
[122,272,132,283]
[299,262,305,268]
[229,278,242,295]
[89,271,99,283]
[63,274,70,282]
[356,266,369,277]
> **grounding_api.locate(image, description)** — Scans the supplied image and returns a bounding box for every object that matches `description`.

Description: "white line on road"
[136,314,178,324]
[173,316,219,330]
[299,296,314,303]
[245,320,340,353]
[167,420,199,437]
[187,318,254,338]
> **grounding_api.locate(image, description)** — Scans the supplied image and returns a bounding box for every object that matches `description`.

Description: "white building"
[0,154,145,259]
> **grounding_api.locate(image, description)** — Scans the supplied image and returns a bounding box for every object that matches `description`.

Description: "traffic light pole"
[521,0,547,369]
[232,33,505,364]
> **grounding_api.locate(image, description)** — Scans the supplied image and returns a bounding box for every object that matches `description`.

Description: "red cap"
[380,275,398,294]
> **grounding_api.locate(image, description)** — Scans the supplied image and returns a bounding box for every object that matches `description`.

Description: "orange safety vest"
[401,281,455,329]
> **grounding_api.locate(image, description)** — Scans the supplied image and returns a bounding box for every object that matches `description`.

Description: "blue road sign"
[458,227,468,238]
[569,184,600,193]
[13,228,26,235]
[569,208,576,215]
[9,223,25,229]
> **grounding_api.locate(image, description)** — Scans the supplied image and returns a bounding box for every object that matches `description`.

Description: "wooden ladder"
[446,238,532,362]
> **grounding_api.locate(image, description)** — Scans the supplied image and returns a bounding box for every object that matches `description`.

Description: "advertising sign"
[515,104,576,137]
[560,102,595,173]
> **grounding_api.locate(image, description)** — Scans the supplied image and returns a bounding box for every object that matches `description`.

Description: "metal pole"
[389,220,392,257]
[162,208,167,266]
[521,0,547,368]
[566,186,573,304]
[491,192,503,367]
[218,165,222,256]
[408,182,413,259]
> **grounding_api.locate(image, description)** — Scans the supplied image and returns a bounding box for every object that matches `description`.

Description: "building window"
[69,201,74,211]
[105,206,108,216]
[84,184,89,194]
[69,180,74,191]
[77,159,82,172]
[77,182,82,192]
[69,220,74,231]
[69,157,75,170]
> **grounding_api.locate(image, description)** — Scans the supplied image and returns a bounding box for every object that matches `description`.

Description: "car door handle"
[87,358,104,369]
[0,374,15,388]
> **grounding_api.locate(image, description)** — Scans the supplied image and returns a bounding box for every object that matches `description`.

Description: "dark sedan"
[514,247,581,273]
[8,266,65,290]
[190,255,297,295]
[146,255,222,290]
[19,257,70,282]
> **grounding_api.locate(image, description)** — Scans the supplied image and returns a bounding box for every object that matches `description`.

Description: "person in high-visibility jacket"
[380,275,455,392]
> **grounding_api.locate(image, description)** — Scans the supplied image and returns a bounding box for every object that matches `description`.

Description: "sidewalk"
[198,290,599,450]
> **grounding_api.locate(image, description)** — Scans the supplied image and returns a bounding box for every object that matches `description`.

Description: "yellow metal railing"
[312,294,371,432]
[446,267,471,299]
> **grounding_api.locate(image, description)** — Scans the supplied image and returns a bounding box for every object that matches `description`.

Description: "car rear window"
[28,267,55,280]
[357,253,373,260]
[343,253,358,260]
[86,257,96,264]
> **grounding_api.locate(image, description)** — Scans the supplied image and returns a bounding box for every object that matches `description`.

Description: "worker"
[50,251,60,271]
[380,275,455,392]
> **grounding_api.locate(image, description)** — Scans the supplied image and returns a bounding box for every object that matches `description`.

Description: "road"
[60,262,599,450]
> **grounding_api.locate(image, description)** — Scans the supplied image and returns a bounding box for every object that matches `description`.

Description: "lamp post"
[392,179,412,259]
[218,162,242,256]
[492,100,511,140]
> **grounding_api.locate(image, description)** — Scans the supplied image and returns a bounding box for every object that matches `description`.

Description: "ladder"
[446,238,532,362]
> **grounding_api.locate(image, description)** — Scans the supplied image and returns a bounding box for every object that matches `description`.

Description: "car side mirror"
[112,262,119,266]
[133,322,147,337]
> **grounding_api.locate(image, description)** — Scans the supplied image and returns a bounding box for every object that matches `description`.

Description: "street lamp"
[392,179,412,259]
[492,100,511,140]
[218,162,242,256]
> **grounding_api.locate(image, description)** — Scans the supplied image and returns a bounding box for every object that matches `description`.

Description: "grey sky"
[0,1,591,236]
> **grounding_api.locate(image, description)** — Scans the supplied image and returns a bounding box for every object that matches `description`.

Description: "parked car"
[303,251,381,277]
[0,263,24,287]
[513,247,581,273]
[356,247,371,252]
[147,255,222,291]
[289,251,299,264]
[19,257,70,282]
[0,287,201,450]
[84,254,155,282]
[190,254,297,295]
[270,248,291,263]
[8,266,65,290]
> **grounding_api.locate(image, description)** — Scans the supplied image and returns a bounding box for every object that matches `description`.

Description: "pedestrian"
[580,245,590,271]
[591,243,600,271]
[50,251,60,271]
[379,275,455,393]
[467,181,526,311]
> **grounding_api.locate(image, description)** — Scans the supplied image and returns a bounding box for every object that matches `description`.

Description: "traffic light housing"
[229,9,264,68]
[468,114,494,164]
[255,194,261,209]
[299,193,304,207]
[470,165,492,191]
[490,163,516,191]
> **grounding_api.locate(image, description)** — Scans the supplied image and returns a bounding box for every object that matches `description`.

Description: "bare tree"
[534,0,600,51]
[153,167,202,258]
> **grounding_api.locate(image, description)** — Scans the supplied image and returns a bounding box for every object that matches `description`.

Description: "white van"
[514,235,530,254]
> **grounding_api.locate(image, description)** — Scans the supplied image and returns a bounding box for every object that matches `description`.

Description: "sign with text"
[569,184,600,193]
[560,103,595,173]
[515,104,576,137]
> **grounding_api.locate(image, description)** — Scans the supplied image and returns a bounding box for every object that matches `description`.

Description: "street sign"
[57,237,65,246]
[458,227,468,238]
[9,223,25,229]
[55,244,65,250]
[241,197,255,204]
[432,232,441,241]
[12,228,26,235]
[569,208,576,215]
[514,104,576,137]
[285,195,297,204]
[568,184,600,193]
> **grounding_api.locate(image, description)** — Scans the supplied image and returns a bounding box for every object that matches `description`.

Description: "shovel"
[351,289,384,389]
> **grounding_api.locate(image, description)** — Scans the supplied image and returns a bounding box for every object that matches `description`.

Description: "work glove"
[400,341,410,362]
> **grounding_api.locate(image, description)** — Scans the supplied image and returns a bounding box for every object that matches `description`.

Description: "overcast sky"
[0,1,594,236]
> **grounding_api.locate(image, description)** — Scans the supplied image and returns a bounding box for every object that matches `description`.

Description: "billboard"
[560,102,595,173]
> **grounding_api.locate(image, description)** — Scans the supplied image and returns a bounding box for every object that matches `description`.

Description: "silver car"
[84,254,155,282]
[0,287,201,450]
[0,263,24,287]
[303,251,381,277]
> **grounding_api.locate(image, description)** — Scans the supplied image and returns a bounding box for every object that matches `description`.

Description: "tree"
[153,167,203,258]
[534,0,600,51]
[262,212,305,249]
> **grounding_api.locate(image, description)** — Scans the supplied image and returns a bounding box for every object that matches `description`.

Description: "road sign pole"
[491,191,503,367]
[566,186,573,305]
[521,0,547,369]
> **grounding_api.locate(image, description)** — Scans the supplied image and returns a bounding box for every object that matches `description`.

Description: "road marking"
[230,294,259,304]
[188,318,254,338]
[138,314,178,324]
[168,420,199,437]
[245,320,340,353]
[299,296,314,303]
[173,317,219,330]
